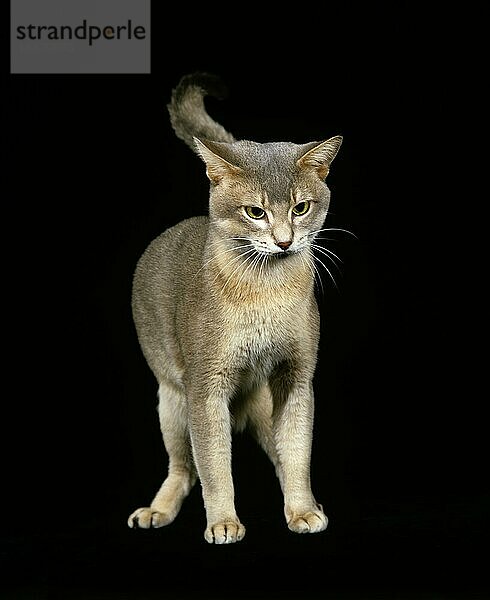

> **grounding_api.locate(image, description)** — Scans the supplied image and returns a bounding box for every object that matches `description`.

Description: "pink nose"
[276,240,292,250]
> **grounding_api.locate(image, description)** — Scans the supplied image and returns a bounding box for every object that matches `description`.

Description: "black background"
[5,5,487,600]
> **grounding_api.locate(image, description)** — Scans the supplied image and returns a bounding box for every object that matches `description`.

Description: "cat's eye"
[245,206,266,220]
[292,201,310,216]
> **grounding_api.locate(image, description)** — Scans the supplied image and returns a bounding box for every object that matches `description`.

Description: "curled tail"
[167,72,235,153]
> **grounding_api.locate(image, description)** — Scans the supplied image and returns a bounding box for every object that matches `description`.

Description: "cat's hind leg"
[128,380,197,529]
[245,384,284,489]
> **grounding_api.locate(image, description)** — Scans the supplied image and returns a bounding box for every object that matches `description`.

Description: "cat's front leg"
[186,379,245,544]
[270,373,328,534]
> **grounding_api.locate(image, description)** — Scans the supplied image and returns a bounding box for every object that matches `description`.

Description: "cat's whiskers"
[229,251,263,297]
[307,247,339,291]
[306,249,326,294]
[309,227,358,239]
[310,243,342,271]
[219,243,281,298]
[218,248,258,295]
[302,225,357,292]
[257,251,269,283]
[301,252,323,296]
[194,242,255,279]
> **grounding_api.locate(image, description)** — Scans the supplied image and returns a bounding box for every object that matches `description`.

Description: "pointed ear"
[193,137,243,184]
[297,136,343,179]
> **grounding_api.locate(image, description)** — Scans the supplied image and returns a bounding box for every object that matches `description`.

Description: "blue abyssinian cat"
[128,73,343,543]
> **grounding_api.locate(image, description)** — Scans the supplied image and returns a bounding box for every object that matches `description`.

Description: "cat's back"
[133,215,208,299]
[131,216,209,382]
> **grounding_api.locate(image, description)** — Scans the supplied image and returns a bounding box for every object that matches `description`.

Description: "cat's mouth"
[255,248,294,259]
[252,244,301,259]
[254,247,300,259]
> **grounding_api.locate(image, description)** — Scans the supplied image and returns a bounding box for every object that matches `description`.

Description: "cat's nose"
[276,240,292,251]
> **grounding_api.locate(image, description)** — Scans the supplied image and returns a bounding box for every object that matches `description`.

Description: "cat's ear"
[297,136,343,179]
[194,137,243,184]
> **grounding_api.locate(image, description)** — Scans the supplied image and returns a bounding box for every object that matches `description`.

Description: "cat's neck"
[203,228,315,305]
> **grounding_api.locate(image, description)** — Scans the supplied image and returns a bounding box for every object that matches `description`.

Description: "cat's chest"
[223,303,302,364]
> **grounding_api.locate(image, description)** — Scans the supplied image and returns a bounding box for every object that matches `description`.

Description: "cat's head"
[195,136,342,257]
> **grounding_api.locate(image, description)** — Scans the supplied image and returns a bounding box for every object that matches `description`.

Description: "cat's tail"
[167,72,236,153]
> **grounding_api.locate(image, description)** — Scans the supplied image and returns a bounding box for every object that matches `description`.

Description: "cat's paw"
[204,519,246,544]
[287,506,328,534]
[127,507,172,529]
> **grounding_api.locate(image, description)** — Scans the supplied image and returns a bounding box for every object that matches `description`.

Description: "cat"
[127,72,343,544]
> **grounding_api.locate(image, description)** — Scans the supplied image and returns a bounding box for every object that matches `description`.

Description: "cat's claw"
[128,507,172,529]
[204,520,246,544]
[287,508,328,534]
